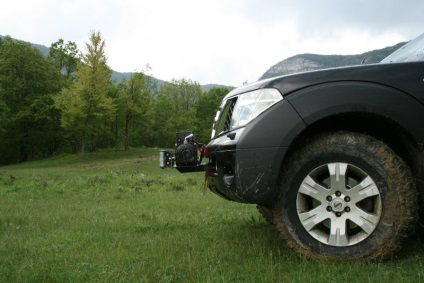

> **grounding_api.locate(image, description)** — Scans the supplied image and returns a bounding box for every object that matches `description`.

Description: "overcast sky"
[2,0,424,86]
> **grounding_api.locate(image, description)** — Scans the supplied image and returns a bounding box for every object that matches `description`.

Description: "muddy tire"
[257,205,274,224]
[274,132,417,261]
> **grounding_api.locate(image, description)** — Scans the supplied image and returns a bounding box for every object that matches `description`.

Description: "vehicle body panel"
[287,80,424,145]
[207,100,306,205]
[206,61,424,204]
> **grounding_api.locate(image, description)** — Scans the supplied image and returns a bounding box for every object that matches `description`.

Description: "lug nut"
[345,207,351,212]
[345,196,351,202]
[336,191,342,197]
[327,206,332,212]
[326,196,332,201]
[336,212,342,217]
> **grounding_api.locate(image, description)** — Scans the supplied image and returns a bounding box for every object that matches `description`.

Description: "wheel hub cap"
[331,198,346,212]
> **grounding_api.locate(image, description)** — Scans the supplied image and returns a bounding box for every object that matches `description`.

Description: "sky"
[2,0,424,87]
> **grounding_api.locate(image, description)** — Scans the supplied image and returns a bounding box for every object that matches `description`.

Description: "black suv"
[160,33,424,261]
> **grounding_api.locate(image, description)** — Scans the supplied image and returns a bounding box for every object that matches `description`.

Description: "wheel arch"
[286,113,421,176]
[279,81,424,198]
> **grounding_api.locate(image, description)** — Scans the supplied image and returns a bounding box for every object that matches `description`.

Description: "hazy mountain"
[109,71,166,89]
[0,35,230,91]
[0,35,408,89]
[259,42,405,80]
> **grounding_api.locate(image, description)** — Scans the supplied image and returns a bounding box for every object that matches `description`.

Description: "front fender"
[234,99,306,205]
[286,81,424,147]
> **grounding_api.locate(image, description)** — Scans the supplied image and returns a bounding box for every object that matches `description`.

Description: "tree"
[0,90,9,135]
[48,38,80,83]
[149,92,172,147]
[117,66,154,150]
[0,36,62,164]
[0,38,8,135]
[194,87,229,142]
[54,31,116,158]
[151,78,202,147]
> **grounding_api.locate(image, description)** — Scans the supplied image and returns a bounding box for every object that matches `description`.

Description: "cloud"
[1,0,424,86]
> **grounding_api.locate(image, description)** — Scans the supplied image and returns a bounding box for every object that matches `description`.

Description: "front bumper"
[205,99,306,206]
[206,136,284,205]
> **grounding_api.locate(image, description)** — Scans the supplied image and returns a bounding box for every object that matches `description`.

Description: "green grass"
[0,148,423,282]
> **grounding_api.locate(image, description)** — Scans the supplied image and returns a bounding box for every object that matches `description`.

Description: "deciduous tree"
[48,38,80,84]
[0,90,9,135]
[0,36,62,163]
[54,31,116,158]
[117,67,154,150]
[151,78,202,147]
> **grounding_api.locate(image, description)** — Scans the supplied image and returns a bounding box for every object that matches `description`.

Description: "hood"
[227,32,424,99]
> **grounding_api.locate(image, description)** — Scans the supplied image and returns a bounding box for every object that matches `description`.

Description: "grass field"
[0,148,423,282]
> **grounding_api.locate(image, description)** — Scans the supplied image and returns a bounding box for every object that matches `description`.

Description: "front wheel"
[257,205,274,224]
[274,132,417,261]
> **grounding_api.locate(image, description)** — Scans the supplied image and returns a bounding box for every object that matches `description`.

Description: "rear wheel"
[274,132,417,261]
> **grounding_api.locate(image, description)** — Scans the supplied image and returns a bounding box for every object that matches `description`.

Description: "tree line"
[0,31,230,165]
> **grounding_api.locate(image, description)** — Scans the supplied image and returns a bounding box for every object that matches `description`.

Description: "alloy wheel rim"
[296,162,382,246]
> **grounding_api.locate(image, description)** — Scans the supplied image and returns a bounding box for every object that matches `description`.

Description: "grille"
[213,97,238,138]
[223,99,236,132]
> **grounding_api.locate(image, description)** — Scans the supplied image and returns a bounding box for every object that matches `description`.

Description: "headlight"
[231,88,283,128]
[212,88,283,138]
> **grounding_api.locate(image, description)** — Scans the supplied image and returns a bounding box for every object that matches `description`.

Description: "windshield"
[381,33,424,63]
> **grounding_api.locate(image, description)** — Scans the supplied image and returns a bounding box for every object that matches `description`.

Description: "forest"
[0,32,230,165]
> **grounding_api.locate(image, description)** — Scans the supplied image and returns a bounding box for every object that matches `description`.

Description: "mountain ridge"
[0,35,407,89]
[0,35,233,91]
[259,42,405,80]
